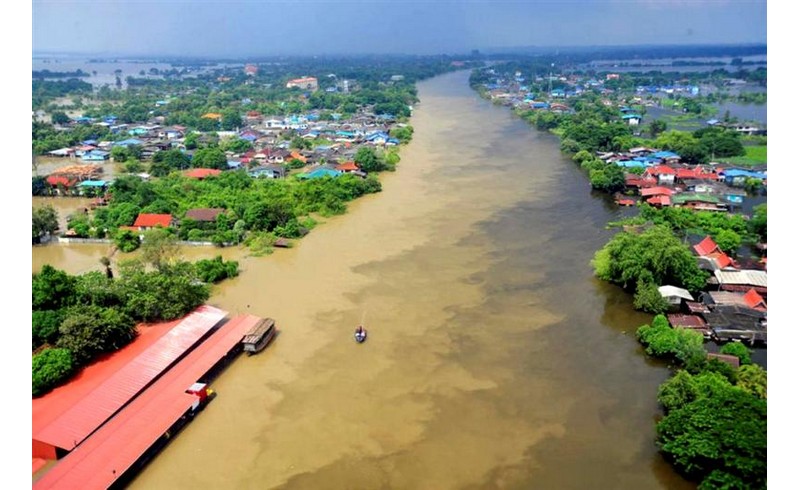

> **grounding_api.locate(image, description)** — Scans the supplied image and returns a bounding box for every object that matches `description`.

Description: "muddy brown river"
[33,70,692,489]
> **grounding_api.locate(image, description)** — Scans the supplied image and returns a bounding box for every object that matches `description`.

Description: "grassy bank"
[720,145,767,166]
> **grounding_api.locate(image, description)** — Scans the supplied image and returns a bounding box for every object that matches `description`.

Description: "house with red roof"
[184,168,222,179]
[132,213,175,231]
[645,165,677,185]
[743,288,767,311]
[645,195,671,207]
[639,186,675,198]
[693,236,734,270]
[289,151,308,163]
[625,173,657,190]
[694,236,722,256]
[335,161,360,173]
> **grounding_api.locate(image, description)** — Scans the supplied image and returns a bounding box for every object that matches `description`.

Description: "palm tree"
[100,256,113,279]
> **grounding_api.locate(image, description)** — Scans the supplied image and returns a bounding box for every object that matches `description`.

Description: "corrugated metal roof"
[658,285,693,301]
[714,270,768,288]
[33,306,226,452]
[33,314,258,490]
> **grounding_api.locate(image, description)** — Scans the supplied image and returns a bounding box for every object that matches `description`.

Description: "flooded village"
[31,25,769,490]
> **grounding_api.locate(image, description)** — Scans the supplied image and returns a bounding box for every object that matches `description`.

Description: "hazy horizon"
[33,0,767,58]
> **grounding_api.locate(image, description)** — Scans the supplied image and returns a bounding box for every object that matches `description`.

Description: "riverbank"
[35,69,690,489]
[470,66,767,486]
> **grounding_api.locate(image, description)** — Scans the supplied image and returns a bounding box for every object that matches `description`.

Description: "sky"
[32,0,768,58]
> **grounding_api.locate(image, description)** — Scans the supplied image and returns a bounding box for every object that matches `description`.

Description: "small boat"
[354,325,367,343]
[242,318,278,354]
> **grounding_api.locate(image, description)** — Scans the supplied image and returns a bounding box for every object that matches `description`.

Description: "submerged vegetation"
[32,240,240,397]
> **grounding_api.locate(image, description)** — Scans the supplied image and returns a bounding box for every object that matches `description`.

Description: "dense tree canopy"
[56,305,137,364]
[592,225,708,293]
[657,388,766,489]
[33,205,59,242]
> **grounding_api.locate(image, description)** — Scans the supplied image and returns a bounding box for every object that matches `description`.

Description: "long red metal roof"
[33,305,227,453]
[33,314,260,490]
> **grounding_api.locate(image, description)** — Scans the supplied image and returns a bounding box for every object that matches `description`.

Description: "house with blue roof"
[622,114,642,126]
[365,132,390,142]
[114,138,144,147]
[550,89,566,98]
[651,151,680,160]
[81,150,110,161]
[615,160,648,169]
[531,101,549,109]
[73,116,93,124]
[297,168,342,179]
[720,169,767,186]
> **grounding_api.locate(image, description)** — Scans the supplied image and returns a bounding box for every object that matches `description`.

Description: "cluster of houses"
[601,147,767,211]
[657,234,767,353]
[41,108,409,195]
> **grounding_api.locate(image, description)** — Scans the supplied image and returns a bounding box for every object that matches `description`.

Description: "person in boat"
[355,325,366,341]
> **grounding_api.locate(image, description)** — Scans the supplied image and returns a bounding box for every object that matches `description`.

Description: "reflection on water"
[34,70,691,489]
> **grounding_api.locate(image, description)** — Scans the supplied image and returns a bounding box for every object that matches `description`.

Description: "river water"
[33,70,691,489]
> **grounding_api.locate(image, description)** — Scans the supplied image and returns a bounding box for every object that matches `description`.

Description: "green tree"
[290,136,311,150]
[221,108,242,131]
[633,280,670,314]
[648,119,667,137]
[657,370,699,412]
[184,132,199,150]
[192,147,227,170]
[51,111,70,125]
[221,137,252,153]
[657,388,766,489]
[354,147,384,172]
[736,364,767,399]
[749,204,767,242]
[114,229,140,253]
[194,256,239,283]
[720,342,752,365]
[32,309,66,350]
[32,348,75,397]
[116,260,210,322]
[56,305,137,364]
[110,146,129,162]
[285,158,306,169]
[33,265,75,310]
[712,229,742,255]
[33,205,59,241]
[592,225,708,292]
[140,228,179,270]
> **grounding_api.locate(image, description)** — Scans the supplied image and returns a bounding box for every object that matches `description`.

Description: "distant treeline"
[480,44,767,63]
[33,69,91,79]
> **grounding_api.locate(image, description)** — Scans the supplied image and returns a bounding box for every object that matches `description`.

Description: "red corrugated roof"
[640,186,674,197]
[46,176,75,187]
[133,213,173,228]
[33,318,179,446]
[33,306,226,453]
[184,168,222,179]
[335,161,359,171]
[693,236,720,256]
[646,195,671,206]
[743,288,767,310]
[675,168,698,179]
[650,165,677,175]
[713,252,733,269]
[33,314,259,490]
